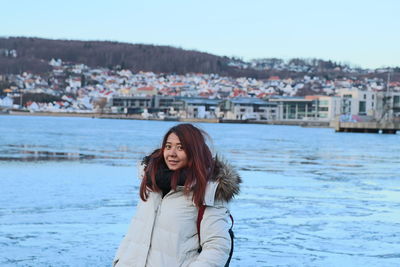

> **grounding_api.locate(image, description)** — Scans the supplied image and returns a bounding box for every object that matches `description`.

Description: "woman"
[113,123,241,267]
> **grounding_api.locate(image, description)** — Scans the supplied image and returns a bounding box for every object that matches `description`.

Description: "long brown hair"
[139,124,213,207]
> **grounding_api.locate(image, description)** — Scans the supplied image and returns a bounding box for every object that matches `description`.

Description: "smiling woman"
[163,133,188,171]
[113,123,241,267]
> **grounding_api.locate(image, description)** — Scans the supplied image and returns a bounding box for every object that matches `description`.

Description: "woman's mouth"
[168,160,179,165]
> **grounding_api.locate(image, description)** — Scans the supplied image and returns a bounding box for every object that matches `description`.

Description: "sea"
[0,115,399,267]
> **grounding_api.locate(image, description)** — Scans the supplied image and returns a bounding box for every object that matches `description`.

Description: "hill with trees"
[0,37,398,81]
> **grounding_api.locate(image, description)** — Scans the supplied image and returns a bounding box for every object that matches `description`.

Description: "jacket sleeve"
[112,216,135,267]
[113,162,145,267]
[189,203,232,267]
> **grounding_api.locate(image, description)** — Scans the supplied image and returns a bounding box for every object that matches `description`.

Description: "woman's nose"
[169,147,177,156]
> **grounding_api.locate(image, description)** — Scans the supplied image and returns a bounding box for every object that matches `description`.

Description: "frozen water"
[0,116,399,266]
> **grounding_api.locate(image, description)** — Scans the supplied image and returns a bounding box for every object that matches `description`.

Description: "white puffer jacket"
[113,158,241,267]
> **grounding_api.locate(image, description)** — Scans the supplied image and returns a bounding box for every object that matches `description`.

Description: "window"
[289,105,296,119]
[394,95,400,106]
[359,101,366,114]
[319,113,328,118]
[113,99,123,107]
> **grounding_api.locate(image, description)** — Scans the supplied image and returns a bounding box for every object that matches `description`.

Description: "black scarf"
[146,162,187,197]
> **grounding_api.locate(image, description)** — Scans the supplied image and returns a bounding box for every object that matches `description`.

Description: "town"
[1,57,399,132]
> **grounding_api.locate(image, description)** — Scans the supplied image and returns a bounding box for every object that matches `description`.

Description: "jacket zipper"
[144,190,176,266]
[144,194,162,266]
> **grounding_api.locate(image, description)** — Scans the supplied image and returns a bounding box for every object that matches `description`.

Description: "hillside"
[0,37,261,77]
[0,37,398,81]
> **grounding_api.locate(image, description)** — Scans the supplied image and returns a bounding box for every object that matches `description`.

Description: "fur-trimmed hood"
[141,151,241,203]
[210,157,242,202]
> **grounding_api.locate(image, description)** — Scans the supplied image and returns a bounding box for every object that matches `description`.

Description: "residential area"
[1,58,399,125]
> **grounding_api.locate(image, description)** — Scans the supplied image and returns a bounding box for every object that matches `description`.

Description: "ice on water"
[0,116,399,266]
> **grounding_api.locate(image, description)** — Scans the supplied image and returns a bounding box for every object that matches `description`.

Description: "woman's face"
[163,133,188,171]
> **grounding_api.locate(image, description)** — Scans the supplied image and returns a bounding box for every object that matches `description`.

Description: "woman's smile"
[163,133,188,170]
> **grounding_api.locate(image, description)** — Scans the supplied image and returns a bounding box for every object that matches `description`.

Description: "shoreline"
[1,111,331,128]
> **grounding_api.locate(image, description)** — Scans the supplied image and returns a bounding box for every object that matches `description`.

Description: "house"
[135,86,157,96]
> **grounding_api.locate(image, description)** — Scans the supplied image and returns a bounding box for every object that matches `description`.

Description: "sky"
[1,0,399,69]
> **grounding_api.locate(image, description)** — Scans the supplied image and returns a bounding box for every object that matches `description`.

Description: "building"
[153,95,185,116]
[336,88,377,117]
[219,97,278,120]
[374,91,400,121]
[179,98,222,119]
[110,95,185,116]
[305,95,341,121]
[111,96,152,114]
[269,96,340,121]
[269,97,316,121]
[135,86,158,96]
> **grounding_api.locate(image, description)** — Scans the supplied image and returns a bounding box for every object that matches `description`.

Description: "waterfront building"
[336,88,377,117]
[374,91,400,121]
[269,96,340,122]
[111,96,152,114]
[305,95,342,121]
[108,90,394,123]
[269,97,316,121]
[179,98,222,119]
[153,95,185,116]
[219,97,278,120]
[110,95,185,116]
[391,92,400,119]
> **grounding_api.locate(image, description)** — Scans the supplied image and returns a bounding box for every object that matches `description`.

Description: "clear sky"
[1,0,399,69]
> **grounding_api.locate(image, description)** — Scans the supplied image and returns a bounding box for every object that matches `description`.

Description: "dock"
[332,121,400,134]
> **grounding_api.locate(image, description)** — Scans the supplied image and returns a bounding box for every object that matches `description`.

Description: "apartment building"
[336,88,377,116]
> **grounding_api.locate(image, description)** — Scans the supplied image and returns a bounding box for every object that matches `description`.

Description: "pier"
[332,121,400,134]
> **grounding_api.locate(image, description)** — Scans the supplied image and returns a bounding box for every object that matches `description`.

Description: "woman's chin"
[167,163,183,171]
[167,166,179,171]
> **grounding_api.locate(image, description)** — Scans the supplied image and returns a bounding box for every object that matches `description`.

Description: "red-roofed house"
[268,76,280,81]
[135,86,157,96]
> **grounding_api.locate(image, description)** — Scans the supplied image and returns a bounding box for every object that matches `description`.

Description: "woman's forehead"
[166,132,181,143]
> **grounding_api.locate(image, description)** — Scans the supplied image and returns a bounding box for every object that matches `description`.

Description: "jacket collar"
[204,181,219,206]
[208,157,242,203]
[140,155,242,204]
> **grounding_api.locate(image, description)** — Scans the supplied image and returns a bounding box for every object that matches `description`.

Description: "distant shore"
[1,110,331,128]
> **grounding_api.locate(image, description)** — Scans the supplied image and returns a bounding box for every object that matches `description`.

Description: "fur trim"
[141,152,241,202]
[211,156,242,202]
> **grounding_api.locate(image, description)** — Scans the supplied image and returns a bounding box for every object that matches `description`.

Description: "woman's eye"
[177,145,183,151]
[165,144,171,149]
